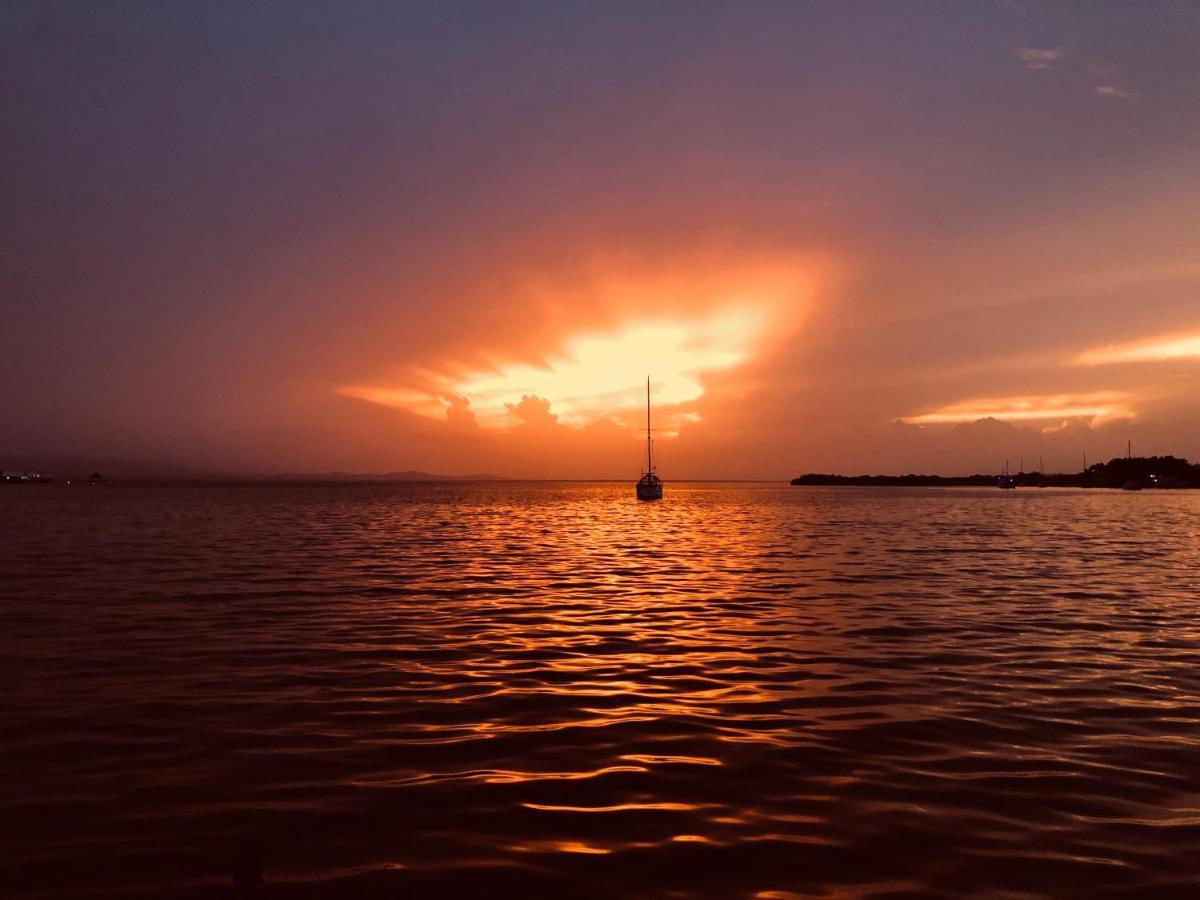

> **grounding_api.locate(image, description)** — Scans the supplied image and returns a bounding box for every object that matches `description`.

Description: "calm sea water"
[2,483,1199,898]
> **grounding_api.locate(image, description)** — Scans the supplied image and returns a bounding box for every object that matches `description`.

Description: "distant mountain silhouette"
[0,455,507,483]
[256,471,508,482]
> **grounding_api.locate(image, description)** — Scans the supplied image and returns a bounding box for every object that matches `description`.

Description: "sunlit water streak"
[2,483,1199,898]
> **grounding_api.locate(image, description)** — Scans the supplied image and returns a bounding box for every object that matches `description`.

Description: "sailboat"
[636,376,664,501]
[997,459,1016,489]
[1121,439,1142,490]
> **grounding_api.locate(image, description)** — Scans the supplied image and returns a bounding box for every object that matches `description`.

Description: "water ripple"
[2,482,1199,897]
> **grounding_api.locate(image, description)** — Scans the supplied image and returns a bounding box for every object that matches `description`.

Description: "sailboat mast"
[646,376,652,474]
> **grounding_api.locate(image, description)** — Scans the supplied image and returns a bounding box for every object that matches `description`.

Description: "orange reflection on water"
[478,765,648,784]
[509,840,612,855]
[523,801,702,813]
[620,754,723,767]
[10,482,1200,895]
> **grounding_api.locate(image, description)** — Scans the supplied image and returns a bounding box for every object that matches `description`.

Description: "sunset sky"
[5,2,1199,478]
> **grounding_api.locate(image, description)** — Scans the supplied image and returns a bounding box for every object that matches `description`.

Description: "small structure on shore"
[2,470,54,483]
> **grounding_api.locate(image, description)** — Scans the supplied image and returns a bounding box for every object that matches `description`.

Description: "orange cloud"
[337,386,446,418]
[1074,331,1200,366]
[904,390,1135,426]
[338,246,830,435]
[341,305,769,430]
[505,394,557,429]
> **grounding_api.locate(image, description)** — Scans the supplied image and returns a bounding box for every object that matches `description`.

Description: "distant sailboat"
[997,459,1016,489]
[1121,440,1142,490]
[636,376,664,501]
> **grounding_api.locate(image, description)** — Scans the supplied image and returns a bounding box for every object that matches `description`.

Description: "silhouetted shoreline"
[792,456,1200,489]
[0,457,509,484]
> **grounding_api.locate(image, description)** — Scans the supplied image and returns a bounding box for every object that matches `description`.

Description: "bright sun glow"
[1074,332,1200,366]
[905,391,1135,426]
[341,304,771,431]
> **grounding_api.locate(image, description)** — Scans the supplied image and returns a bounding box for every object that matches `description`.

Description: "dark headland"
[792,455,1200,489]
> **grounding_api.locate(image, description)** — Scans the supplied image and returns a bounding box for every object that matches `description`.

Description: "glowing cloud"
[1074,332,1200,366]
[338,386,447,419]
[1016,47,1061,71]
[341,303,773,431]
[904,391,1135,426]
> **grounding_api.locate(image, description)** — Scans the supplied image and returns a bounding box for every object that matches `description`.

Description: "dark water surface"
[3,483,1199,898]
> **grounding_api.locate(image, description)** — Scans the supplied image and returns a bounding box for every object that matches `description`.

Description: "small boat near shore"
[636,376,663,501]
[997,460,1016,490]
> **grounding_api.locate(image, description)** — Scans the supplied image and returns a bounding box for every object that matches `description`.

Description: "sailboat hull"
[636,475,663,500]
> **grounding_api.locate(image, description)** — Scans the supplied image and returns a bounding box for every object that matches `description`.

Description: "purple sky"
[4,2,1199,477]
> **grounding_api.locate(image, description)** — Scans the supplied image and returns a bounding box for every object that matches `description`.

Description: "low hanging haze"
[5,2,1199,479]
